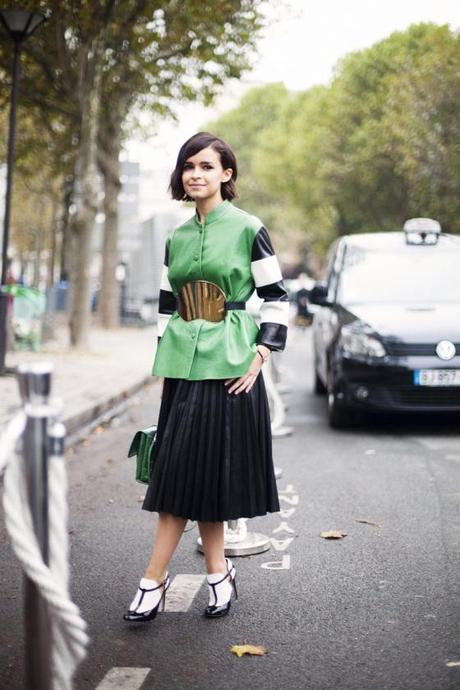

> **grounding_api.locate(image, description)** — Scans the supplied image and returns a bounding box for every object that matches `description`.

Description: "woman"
[124,132,289,623]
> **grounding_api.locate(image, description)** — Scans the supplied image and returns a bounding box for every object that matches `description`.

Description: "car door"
[314,240,345,384]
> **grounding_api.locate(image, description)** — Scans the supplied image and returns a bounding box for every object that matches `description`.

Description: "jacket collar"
[194,199,231,227]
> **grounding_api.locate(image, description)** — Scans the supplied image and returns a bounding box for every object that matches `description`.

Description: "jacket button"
[193,255,199,261]
[191,333,196,339]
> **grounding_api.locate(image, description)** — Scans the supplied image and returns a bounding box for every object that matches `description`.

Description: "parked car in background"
[310,219,460,427]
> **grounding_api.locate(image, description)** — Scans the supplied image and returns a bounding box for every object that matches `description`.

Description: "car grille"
[388,386,460,407]
[384,341,460,357]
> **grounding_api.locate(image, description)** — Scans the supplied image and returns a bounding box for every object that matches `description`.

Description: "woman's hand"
[224,346,270,395]
[158,376,165,399]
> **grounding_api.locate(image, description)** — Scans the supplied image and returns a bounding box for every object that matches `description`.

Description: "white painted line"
[95,667,150,689]
[278,484,296,494]
[165,574,206,612]
[261,555,291,570]
[279,494,299,506]
[279,508,296,519]
[270,537,294,552]
[272,521,295,534]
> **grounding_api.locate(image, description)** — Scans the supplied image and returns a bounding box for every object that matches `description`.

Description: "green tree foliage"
[324,23,450,235]
[208,23,460,258]
[0,1,267,345]
[205,82,290,230]
[386,27,460,230]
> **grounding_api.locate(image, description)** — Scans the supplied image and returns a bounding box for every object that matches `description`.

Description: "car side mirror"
[309,282,331,306]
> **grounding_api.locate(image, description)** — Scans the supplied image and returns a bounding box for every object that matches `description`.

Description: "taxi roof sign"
[403,218,441,245]
[403,218,441,234]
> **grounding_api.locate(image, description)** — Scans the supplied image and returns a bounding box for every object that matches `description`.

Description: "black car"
[310,219,460,427]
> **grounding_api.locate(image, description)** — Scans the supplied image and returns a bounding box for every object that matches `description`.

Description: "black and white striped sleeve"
[157,239,177,342]
[251,226,289,351]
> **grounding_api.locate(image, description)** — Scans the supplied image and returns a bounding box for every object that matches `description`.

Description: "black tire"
[314,369,327,395]
[327,391,355,429]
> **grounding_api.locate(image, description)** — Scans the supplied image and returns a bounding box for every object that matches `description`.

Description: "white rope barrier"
[0,411,89,689]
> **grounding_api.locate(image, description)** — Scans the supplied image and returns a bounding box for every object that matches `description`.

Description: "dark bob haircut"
[169,132,238,201]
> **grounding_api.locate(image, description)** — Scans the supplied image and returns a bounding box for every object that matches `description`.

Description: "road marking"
[165,574,206,612]
[272,521,295,534]
[261,555,291,570]
[279,508,296,519]
[279,494,299,506]
[413,436,459,452]
[270,537,294,552]
[95,668,150,689]
[278,484,296,494]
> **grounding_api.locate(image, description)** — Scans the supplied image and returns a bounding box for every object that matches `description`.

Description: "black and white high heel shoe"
[123,573,170,622]
[205,558,238,618]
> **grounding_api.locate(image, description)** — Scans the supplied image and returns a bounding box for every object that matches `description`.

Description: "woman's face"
[182,146,232,203]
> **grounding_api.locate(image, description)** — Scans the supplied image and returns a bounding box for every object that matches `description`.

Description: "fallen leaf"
[319,530,347,539]
[354,519,380,528]
[95,426,104,434]
[230,644,267,658]
[137,495,146,503]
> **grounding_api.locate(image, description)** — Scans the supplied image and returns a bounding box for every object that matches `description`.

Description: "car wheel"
[314,369,327,395]
[327,390,354,429]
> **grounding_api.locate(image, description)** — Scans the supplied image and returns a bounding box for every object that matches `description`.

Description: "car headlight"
[339,325,386,358]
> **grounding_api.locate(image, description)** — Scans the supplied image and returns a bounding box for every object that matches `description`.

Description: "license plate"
[414,369,460,386]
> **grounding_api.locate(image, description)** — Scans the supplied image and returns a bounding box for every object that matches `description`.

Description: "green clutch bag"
[127,425,157,484]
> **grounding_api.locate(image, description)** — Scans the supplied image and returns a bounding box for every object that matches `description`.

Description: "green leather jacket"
[153,200,289,380]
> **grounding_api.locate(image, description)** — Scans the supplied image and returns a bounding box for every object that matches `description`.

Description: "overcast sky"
[252,0,459,90]
[126,0,460,173]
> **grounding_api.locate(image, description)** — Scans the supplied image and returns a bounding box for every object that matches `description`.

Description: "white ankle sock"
[129,577,164,613]
[207,571,233,607]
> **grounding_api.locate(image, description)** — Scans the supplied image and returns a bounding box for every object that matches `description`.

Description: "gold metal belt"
[177,280,245,322]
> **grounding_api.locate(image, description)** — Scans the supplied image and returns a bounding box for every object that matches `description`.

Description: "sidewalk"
[0,323,158,436]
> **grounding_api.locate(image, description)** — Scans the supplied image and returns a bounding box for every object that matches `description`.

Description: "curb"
[65,375,154,447]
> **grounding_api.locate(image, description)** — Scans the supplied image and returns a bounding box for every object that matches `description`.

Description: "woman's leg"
[144,512,187,581]
[198,521,227,574]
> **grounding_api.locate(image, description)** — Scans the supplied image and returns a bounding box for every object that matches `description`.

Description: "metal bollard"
[197,518,271,557]
[16,362,56,690]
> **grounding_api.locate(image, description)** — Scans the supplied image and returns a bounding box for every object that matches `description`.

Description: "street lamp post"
[0,9,46,375]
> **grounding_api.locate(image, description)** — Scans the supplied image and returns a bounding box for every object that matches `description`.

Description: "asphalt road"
[1,328,460,690]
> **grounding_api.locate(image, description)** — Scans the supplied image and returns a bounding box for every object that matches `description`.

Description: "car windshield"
[337,245,460,305]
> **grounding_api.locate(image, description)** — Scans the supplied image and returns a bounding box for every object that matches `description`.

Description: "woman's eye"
[202,165,213,170]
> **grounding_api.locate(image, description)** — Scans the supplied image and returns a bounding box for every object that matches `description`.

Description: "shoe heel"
[160,575,170,612]
[232,575,238,601]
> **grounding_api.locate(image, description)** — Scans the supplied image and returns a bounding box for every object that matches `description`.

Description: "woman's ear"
[222,168,233,183]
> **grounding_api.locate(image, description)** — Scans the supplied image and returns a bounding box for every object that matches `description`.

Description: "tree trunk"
[32,225,42,288]
[98,110,123,329]
[69,41,102,349]
[59,181,73,282]
[47,195,59,290]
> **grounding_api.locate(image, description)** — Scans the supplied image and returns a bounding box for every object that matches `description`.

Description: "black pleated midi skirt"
[142,373,280,522]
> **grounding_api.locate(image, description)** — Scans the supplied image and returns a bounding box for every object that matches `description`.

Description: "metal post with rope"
[0,362,89,689]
